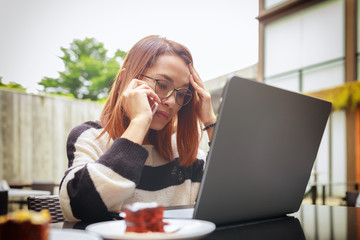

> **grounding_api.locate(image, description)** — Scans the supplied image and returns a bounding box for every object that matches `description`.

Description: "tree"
[0,77,26,91]
[39,38,126,100]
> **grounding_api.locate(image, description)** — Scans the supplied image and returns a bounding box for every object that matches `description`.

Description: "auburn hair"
[99,35,200,166]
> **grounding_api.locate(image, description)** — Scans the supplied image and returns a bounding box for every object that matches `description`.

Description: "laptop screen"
[192,76,331,225]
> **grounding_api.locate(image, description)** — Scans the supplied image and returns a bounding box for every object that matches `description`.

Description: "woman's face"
[142,54,191,131]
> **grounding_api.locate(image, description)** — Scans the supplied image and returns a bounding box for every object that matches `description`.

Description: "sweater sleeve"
[59,122,148,222]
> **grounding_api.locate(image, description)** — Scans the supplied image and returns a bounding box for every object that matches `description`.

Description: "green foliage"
[0,77,26,91]
[39,38,126,100]
[306,81,360,111]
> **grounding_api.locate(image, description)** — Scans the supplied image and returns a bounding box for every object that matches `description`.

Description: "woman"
[59,35,217,222]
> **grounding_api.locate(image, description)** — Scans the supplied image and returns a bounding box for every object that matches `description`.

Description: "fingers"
[143,88,161,103]
[127,78,147,89]
[122,79,159,122]
[189,70,207,99]
[127,79,160,103]
[189,74,202,93]
[189,64,205,88]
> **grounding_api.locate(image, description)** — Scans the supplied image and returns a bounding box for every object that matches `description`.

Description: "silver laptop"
[165,76,331,225]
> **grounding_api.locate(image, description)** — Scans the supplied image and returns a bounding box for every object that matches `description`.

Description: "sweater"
[59,121,206,222]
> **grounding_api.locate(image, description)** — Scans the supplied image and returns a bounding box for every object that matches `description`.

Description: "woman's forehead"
[147,55,190,86]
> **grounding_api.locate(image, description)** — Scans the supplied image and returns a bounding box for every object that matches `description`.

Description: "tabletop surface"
[52,204,360,239]
[8,188,51,198]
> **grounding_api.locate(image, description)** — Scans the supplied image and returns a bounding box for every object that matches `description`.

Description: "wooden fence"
[0,89,103,184]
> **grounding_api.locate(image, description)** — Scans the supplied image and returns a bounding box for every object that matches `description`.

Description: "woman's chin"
[149,122,166,131]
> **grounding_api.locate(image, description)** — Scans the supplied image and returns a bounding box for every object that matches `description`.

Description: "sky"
[0,0,259,93]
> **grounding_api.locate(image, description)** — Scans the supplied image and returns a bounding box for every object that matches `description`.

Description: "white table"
[9,188,50,198]
[6,188,51,211]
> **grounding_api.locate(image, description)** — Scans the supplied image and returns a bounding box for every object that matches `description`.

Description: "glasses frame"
[140,74,193,106]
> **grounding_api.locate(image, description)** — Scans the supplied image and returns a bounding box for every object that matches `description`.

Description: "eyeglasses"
[140,74,193,106]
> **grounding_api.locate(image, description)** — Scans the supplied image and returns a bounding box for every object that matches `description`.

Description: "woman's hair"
[99,35,200,166]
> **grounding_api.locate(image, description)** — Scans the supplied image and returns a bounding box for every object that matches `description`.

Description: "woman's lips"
[156,110,169,120]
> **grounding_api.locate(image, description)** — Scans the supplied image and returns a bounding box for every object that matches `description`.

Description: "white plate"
[50,229,101,240]
[86,219,216,240]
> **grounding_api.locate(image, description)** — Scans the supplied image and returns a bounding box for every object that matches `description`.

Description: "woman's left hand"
[189,64,217,128]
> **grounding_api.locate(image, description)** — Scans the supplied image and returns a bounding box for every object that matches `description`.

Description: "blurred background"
[0,0,259,185]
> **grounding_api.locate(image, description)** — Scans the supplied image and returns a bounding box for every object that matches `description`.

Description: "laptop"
[165,76,331,225]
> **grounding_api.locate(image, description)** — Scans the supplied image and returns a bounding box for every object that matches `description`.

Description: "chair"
[0,190,8,215]
[31,181,55,195]
[27,195,65,223]
[345,190,359,207]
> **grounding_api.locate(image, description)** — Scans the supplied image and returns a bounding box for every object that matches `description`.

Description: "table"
[7,181,33,188]
[8,189,51,198]
[52,204,360,239]
[8,189,51,211]
[203,204,360,239]
[7,181,60,189]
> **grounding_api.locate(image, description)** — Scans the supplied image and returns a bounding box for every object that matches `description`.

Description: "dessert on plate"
[0,209,51,240]
[123,202,167,233]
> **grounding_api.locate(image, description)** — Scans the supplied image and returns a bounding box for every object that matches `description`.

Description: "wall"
[204,64,258,114]
[0,89,103,183]
[0,89,211,184]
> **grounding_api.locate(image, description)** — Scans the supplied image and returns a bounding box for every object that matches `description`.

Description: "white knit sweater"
[59,121,206,222]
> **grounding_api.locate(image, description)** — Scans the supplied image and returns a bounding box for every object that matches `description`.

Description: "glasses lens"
[176,89,193,106]
[155,79,193,106]
[155,80,173,98]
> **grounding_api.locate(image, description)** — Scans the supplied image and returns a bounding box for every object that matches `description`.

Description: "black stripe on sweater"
[61,121,103,191]
[67,165,112,222]
[137,158,205,191]
[97,138,148,185]
[66,121,103,168]
[64,121,148,187]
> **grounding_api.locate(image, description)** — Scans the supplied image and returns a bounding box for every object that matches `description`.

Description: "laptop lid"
[193,76,331,225]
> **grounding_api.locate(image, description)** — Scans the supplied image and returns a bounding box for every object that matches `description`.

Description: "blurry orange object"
[0,209,51,240]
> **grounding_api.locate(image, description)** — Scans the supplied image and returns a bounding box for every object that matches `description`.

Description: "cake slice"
[0,209,51,240]
[123,202,166,233]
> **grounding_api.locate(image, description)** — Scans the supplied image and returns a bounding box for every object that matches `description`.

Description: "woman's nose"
[161,91,177,106]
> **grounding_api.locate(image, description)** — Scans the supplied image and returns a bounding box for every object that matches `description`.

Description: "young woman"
[59,35,217,222]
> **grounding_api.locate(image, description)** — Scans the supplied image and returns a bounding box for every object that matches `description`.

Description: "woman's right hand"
[120,76,161,144]
[121,77,160,130]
